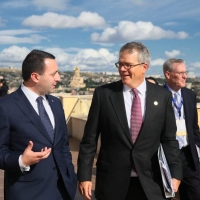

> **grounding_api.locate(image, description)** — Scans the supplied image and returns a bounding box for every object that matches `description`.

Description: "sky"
[0,0,200,76]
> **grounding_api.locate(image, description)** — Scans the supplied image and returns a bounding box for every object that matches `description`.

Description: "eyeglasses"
[115,62,144,70]
[171,71,189,76]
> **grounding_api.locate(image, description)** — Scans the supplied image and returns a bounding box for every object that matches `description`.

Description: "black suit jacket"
[0,88,77,200]
[181,87,200,171]
[78,80,182,200]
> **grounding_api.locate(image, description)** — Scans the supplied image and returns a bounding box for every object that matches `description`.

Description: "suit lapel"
[143,82,158,125]
[15,88,52,143]
[109,81,132,144]
[181,88,189,125]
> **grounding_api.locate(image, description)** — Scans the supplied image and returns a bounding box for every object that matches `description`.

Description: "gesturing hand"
[22,141,51,166]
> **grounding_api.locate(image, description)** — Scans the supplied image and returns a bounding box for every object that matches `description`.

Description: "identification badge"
[176,119,187,136]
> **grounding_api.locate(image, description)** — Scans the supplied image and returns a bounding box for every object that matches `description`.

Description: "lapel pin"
[52,100,54,102]
[154,101,158,105]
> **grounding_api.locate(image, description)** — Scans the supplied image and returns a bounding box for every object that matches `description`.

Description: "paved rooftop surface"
[0,137,179,200]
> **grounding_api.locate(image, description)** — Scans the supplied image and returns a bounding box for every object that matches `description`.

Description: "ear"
[30,72,40,83]
[165,71,171,80]
[142,63,149,73]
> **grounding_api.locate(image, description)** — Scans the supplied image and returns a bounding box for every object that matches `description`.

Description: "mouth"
[121,73,129,77]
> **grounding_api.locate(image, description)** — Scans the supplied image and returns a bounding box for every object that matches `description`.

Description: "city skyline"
[0,0,200,76]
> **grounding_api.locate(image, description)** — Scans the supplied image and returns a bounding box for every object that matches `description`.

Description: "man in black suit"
[77,42,182,200]
[0,50,77,200]
[163,58,200,200]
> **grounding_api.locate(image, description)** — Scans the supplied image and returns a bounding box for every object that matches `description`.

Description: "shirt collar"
[123,79,146,96]
[21,83,47,102]
[165,83,181,96]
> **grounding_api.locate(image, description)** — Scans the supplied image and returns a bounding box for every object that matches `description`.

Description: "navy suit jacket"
[181,87,200,171]
[0,88,77,200]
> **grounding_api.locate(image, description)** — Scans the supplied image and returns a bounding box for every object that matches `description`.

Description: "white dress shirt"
[123,79,147,176]
[19,84,55,171]
[167,85,188,148]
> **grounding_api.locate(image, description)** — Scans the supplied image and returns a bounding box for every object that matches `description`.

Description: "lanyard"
[164,83,183,118]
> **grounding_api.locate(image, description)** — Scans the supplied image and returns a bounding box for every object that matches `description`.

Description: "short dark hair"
[146,77,159,85]
[22,49,55,81]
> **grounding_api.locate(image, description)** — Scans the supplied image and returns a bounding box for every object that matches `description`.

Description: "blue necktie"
[173,93,185,149]
[37,96,54,142]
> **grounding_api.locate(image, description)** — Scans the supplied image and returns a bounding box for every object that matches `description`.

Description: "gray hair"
[119,41,151,65]
[163,58,184,75]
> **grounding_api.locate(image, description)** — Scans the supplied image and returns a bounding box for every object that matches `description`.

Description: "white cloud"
[0,29,39,36]
[47,47,118,71]
[164,22,177,26]
[91,21,189,43]
[32,0,68,11]
[150,58,165,66]
[1,1,30,8]
[0,46,118,72]
[0,17,6,26]
[131,0,146,5]
[0,46,30,68]
[190,62,200,68]
[0,29,47,44]
[22,12,106,29]
[0,35,47,44]
[165,50,180,58]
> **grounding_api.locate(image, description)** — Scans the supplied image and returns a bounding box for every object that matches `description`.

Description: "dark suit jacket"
[0,88,77,200]
[77,80,182,200]
[181,87,200,171]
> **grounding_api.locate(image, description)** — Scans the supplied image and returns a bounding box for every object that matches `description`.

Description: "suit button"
[128,166,131,170]
[53,167,57,170]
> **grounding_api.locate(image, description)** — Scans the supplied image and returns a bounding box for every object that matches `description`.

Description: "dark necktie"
[37,96,54,142]
[131,89,142,143]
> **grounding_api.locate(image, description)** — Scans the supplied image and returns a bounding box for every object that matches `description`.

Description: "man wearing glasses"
[78,42,182,200]
[163,58,200,200]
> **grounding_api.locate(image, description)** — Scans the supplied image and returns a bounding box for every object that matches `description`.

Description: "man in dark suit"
[0,50,77,200]
[77,42,182,200]
[163,58,200,200]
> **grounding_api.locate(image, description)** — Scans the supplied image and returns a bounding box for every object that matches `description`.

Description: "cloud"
[165,50,180,58]
[22,12,106,29]
[32,0,69,11]
[0,46,118,72]
[91,21,189,43]
[150,58,165,66]
[190,62,200,68]
[131,0,146,5]
[0,17,6,26]
[0,29,47,44]
[44,47,118,71]
[0,29,39,36]
[0,1,30,8]
[0,46,30,68]
[164,22,177,26]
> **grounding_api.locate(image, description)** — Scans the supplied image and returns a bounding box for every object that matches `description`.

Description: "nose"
[55,72,61,82]
[119,65,127,71]
[183,73,187,79]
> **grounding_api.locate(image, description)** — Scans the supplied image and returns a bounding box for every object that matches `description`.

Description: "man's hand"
[172,178,181,192]
[22,141,51,166]
[78,181,92,200]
